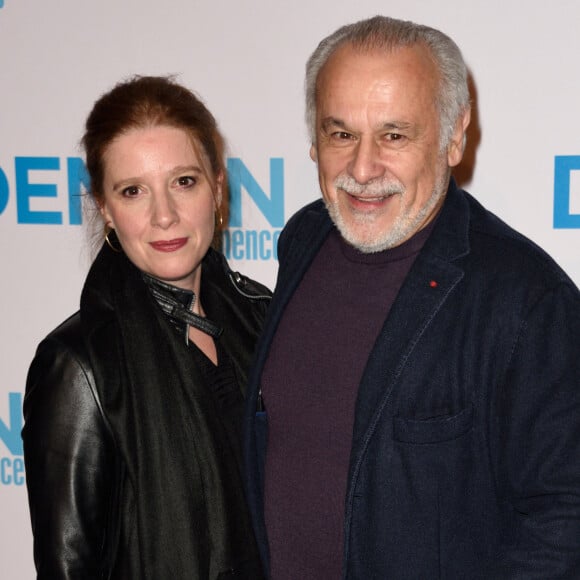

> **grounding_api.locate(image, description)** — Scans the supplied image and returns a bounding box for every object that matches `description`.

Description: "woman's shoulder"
[226,268,272,302]
[25,312,107,428]
[40,309,83,347]
[31,311,85,369]
[200,250,271,336]
[204,248,272,302]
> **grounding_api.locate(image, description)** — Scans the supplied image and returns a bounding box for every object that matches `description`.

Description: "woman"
[22,76,270,579]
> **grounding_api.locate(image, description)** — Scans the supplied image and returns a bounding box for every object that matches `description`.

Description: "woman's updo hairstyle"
[82,75,228,237]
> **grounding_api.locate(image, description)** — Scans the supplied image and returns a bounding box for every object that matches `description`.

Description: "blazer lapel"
[347,183,472,485]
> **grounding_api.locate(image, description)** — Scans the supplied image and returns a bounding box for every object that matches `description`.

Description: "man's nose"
[348,138,384,184]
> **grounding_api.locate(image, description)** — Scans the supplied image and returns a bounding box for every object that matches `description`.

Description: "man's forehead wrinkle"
[320,113,413,134]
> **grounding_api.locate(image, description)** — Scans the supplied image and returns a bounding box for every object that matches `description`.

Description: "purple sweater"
[262,224,433,579]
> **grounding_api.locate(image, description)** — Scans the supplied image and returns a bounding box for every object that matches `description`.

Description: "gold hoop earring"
[104,224,122,253]
[215,208,224,228]
[212,185,224,229]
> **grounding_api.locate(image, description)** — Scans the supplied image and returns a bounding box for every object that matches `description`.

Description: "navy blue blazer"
[244,180,580,579]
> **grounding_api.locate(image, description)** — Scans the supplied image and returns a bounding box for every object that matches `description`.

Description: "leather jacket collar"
[143,274,223,341]
[142,248,271,343]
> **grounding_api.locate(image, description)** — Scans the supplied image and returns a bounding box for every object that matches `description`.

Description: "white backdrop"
[1,0,579,576]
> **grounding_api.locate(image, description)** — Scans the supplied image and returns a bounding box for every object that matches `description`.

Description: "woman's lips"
[150,238,188,252]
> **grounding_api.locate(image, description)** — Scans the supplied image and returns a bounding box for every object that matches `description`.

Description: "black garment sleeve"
[491,282,580,578]
[23,337,117,579]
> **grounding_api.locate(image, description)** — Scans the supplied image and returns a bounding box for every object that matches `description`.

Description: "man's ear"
[309,144,318,162]
[447,107,471,168]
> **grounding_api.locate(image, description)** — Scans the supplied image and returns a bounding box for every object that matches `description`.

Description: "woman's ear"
[98,198,114,228]
[214,172,224,208]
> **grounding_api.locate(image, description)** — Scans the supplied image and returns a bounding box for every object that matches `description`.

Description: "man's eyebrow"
[380,121,413,131]
[320,118,414,132]
[320,117,348,132]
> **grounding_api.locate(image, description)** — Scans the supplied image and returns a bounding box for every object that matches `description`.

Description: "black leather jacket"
[23,249,270,579]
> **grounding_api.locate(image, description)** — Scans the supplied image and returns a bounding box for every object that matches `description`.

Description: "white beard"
[325,172,448,253]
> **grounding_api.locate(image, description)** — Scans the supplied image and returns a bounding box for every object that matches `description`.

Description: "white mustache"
[334,174,405,197]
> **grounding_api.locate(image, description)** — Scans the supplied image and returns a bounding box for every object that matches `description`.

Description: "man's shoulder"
[284,198,329,234]
[281,198,331,244]
[460,189,576,289]
[278,198,332,265]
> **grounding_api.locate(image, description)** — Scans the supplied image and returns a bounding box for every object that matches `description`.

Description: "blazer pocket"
[393,405,473,444]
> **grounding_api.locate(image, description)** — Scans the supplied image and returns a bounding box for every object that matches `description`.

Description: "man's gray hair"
[305,16,470,151]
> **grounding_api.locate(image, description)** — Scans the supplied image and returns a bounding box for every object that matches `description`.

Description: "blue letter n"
[227,158,284,227]
[554,156,580,228]
[0,393,23,456]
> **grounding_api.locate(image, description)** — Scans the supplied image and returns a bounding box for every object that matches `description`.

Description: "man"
[244,15,580,579]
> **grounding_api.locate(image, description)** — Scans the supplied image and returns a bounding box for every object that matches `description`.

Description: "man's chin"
[325,202,387,253]
[336,222,394,254]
